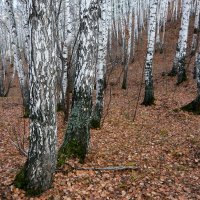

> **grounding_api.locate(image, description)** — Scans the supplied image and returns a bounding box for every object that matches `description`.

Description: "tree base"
[121,82,127,90]
[177,71,187,85]
[57,138,87,167]
[141,97,155,106]
[122,71,127,89]
[142,85,155,106]
[14,165,44,196]
[181,99,200,114]
[91,103,103,129]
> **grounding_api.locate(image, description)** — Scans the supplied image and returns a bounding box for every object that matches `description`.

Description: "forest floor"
[0,19,200,199]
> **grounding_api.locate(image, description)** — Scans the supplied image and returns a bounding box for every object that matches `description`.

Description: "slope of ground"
[0,19,200,199]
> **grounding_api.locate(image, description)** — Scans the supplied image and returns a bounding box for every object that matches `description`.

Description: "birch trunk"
[142,0,157,106]
[168,0,190,83]
[14,0,58,194]
[177,0,190,84]
[58,0,99,165]
[91,0,111,128]
[5,0,29,112]
[122,6,133,89]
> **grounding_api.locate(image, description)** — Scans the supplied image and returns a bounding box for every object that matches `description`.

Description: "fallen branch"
[56,163,139,173]
[75,166,139,171]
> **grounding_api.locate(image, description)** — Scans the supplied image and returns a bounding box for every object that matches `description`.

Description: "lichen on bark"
[58,88,92,166]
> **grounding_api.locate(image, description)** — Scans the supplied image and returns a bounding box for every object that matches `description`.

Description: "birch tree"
[168,0,190,85]
[5,0,29,113]
[176,0,191,84]
[142,0,157,106]
[121,3,133,89]
[91,0,111,128]
[58,0,99,165]
[14,0,58,194]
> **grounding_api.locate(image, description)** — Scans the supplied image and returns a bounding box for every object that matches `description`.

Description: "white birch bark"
[155,0,161,51]
[22,3,29,63]
[169,0,190,80]
[122,5,133,89]
[161,0,168,49]
[176,0,190,83]
[91,0,111,128]
[143,0,157,105]
[58,0,99,164]
[14,0,58,194]
[5,0,29,110]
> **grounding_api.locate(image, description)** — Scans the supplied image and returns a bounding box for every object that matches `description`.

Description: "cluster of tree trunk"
[0,0,200,195]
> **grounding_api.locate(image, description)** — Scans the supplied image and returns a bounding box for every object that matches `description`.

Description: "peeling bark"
[5,0,29,111]
[58,0,99,165]
[91,0,111,128]
[14,0,58,194]
[168,0,190,83]
[142,0,157,106]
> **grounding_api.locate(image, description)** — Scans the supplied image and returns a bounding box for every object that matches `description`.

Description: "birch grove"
[0,0,200,195]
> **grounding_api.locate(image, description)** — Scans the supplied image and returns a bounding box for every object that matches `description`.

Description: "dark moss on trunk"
[177,57,187,84]
[14,163,44,196]
[58,88,92,166]
[142,82,155,106]
[91,103,102,128]
[57,137,87,166]
[23,105,30,118]
[14,165,28,190]
[91,79,104,129]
